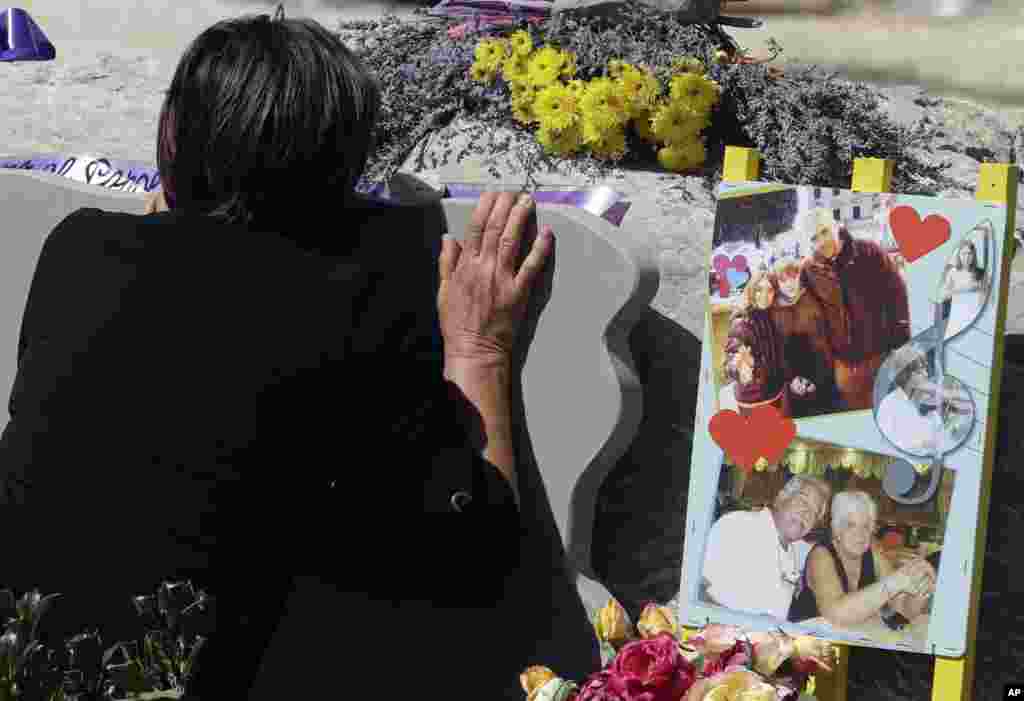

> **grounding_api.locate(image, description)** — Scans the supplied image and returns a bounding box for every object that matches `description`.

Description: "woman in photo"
[940,234,990,339]
[722,270,787,417]
[788,491,936,627]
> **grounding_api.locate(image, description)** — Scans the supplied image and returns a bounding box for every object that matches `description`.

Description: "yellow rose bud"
[751,631,795,677]
[594,598,632,648]
[637,603,679,639]
[531,677,579,701]
[736,682,779,701]
[701,669,762,701]
[792,635,836,672]
[520,666,557,699]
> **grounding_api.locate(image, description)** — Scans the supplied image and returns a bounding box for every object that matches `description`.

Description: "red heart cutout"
[889,206,951,262]
[709,406,796,474]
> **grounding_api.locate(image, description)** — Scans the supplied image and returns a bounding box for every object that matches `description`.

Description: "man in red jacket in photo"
[801,209,911,411]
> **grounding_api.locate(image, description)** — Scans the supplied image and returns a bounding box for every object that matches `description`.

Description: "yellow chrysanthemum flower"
[651,100,709,145]
[669,73,721,114]
[537,123,583,157]
[566,79,587,99]
[474,38,509,72]
[617,65,661,116]
[579,77,629,133]
[509,30,532,57]
[587,127,627,161]
[470,62,497,84]
[671,56,706,75]
[559,50,577,79]
[527,46,564,87]
[607,59,629,79]
[579,116,608,146]
[657,139,706,173]
[511,94,537,125]
[631,110,657,144]
[502,53,531,85]
[510,81,535,102]
[534,83,580,132]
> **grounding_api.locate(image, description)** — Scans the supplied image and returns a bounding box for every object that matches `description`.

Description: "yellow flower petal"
[537,123,583,157]
[651,101,709,145]
[669,73,721,113]
[509,30,533,57]
[527,46,564,88]
[579,77,629,132]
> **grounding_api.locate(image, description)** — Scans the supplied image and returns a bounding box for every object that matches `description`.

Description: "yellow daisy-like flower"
[470,62,497,84]
[511,94,537,125]
[527,46,564,88]
[657,139,706,172]
[510,81,536,102]
[617,65,661,116]
[537,123,583,157]
[534,83,580,132]
[672,56,706,75]
[509,29,532,57]
[669,73,721,114]
[559,50,577,79]
[474,38,509,72]
[579,116,608,146]
[651,100,708,146]
[566,79,587,99]
[502,53,531,85]
[631,110,657,144]
[579,77,629,133]
[587,126,627,161]
[607,59,629,79]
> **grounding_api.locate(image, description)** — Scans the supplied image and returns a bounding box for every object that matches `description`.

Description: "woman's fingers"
[496,193,535,274]
[438,234,461,286]
[465,191,498,257]
[516,225,554,291]
[482,192,519,261]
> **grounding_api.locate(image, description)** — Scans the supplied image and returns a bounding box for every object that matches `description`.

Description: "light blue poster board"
[680,181,1012,657]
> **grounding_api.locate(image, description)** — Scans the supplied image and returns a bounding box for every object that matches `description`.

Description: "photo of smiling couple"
[699,472,938,630]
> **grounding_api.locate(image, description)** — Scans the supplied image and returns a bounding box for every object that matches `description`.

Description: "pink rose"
[688,625,746,655]
[578,670,625,701]
[608,633,696,701]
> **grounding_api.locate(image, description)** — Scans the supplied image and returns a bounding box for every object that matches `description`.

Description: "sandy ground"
[1,1,426,162]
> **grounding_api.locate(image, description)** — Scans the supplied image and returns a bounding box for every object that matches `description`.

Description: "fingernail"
[518,193,533,208]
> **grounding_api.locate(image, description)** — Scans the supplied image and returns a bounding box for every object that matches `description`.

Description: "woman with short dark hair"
[155,9,381,225]
[0,7,598,699]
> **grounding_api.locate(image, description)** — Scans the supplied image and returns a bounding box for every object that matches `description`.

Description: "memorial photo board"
[680,181,1015,657]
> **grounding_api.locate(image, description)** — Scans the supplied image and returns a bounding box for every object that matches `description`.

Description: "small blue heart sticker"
[726,268,750,290]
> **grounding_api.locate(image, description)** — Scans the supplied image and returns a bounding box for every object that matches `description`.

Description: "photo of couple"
[711,193,911,420]
[699,440,953,651]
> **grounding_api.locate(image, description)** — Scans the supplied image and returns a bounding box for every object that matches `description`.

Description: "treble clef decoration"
[874,219,994,504]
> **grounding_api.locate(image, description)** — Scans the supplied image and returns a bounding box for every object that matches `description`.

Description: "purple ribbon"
[357,180,630,227]
[428,0,552,17]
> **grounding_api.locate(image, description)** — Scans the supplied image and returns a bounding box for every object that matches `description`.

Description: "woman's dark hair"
[156,7,381,227]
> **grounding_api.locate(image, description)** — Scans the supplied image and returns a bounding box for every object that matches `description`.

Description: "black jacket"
[0,201,532,694]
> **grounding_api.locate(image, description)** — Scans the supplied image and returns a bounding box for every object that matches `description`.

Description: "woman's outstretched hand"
[438,191,554,371]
